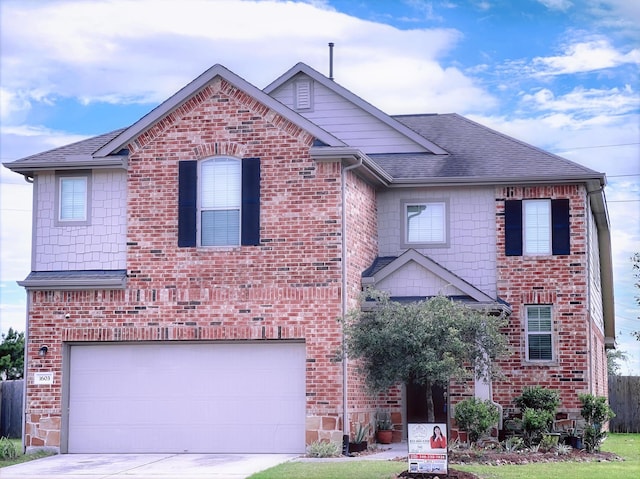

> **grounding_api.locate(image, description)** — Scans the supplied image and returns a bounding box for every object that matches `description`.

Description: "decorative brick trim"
[62,324,306,342]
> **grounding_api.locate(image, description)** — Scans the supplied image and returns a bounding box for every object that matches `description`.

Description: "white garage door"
[67,342,306,453]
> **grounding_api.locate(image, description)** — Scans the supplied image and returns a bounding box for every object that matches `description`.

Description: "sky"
[0,0,638,373]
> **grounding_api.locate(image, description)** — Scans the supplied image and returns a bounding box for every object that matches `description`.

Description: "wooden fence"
[0,380,23,438]
[608,376,640,433]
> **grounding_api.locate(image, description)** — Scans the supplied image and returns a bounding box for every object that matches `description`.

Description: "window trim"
[524,304,555,363]
[400,199,449,249]
[523,199,551,255]
[54,171,92,226]
[197,156,242,247]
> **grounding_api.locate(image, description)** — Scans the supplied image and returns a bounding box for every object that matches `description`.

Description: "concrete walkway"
[0,453,298,479]
[1,443,409,478]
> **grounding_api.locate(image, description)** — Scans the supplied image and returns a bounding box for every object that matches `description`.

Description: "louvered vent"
[294,80,312,110]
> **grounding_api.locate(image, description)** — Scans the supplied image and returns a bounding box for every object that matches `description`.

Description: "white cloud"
[521,85,639,117]
[532,39,640,76]
[537,0,573,12]
[0,0,465,111]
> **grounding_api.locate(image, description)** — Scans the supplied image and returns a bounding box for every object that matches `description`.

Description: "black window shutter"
[551,198,570,255]
[241,158,261,246]
[504,200,523,256]
[178,161,197,247]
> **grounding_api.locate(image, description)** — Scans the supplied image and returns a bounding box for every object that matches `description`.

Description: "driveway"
[0,453,298,479]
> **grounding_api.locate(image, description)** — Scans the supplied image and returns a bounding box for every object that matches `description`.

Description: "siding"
[376,185,496,297]
[270,76,426,154]
[33,169,127,271]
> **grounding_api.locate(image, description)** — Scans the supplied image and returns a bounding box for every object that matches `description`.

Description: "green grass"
[249,460,407,479]
[0,438,55,468]
[455,433,639,479]
[249,434,640,479]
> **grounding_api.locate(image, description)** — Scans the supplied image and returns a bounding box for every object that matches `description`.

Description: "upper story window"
[505,199,569,256]
[402,200,447,248]
[525,305,553,361]
[178,157,260,248]
[200,158,241,246]
[524,199,550,254]
[55,171,91,226]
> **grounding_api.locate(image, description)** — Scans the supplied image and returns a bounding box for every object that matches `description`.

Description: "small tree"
[343,291,507,421]
[514,386,560,446]
[0,328,24,380]
[454,397,500,444]
[579,394,615,453]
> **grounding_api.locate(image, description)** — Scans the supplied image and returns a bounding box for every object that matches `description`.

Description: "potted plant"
[566,428,583,449]
[376,411,393,444]
[348,423,369,453]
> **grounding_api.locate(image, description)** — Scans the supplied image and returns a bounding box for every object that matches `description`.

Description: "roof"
[18,270,127,290]
[3,129,127,176]
[365,113,606,185]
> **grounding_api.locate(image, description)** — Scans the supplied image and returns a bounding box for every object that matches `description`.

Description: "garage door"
[67,342,306,453]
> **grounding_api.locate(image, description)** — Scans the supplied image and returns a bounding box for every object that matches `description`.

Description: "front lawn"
[249,433,639,479]
[0,439,55,468]
[456,433,639,479]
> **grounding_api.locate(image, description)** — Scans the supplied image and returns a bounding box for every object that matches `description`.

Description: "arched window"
[178,157,260,247]
[199,157,241,246]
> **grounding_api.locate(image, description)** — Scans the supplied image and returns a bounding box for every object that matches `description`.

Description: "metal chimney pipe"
[328,42,334,80]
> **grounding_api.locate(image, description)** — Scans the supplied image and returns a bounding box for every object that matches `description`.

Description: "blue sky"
[1,0,638,372]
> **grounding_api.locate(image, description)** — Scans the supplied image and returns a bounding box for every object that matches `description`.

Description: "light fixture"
[38,345,49,357]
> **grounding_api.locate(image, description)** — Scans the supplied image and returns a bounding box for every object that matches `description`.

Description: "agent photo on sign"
[429,425,447,449]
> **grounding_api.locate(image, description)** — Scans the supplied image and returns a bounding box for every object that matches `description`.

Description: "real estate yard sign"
[408,423,448,475]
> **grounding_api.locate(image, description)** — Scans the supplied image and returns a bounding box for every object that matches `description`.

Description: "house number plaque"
[34,372,54,385]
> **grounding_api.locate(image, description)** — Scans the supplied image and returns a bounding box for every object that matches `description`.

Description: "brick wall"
[23,77,364,450]
[490,184,602,419]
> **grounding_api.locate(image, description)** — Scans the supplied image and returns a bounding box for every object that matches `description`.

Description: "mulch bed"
[387,449,623,479]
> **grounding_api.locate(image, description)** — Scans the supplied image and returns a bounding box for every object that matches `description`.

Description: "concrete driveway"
[0,453,298,479]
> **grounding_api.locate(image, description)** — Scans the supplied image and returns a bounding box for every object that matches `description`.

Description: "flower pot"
[569,436,583,449]
[348,441,368,453]
[376,430,393,444]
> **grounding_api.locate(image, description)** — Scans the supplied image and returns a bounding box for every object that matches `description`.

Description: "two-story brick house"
[4,62,614,454]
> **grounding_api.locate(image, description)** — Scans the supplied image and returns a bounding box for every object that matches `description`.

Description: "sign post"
[408,423,448,475]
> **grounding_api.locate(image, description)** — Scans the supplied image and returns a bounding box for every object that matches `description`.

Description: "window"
[178,157,260,247]
[200,158,241,246]
[524,199,550,254]
[504,199,569,256]
[526,305,553,361]
[55,172,91,226]
[403,201,447,246]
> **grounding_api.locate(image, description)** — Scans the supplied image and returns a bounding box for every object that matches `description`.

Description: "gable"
[362,249,504,309]
[265,64,448,155]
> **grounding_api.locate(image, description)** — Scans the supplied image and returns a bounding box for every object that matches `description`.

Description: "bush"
[306,440,342,458]
[0,437,18,460]
[454,397,500,444]
[514,386,560,416]
[579,393,615,453]
[522,408,555,446]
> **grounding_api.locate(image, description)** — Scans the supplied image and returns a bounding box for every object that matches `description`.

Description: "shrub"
[521,408,555,446]
[306,440,342,458]
[502,436,524,452]
[578,393,615,453]
[514,386,560,416]
[454,397,500,444]
[0,437,18,460]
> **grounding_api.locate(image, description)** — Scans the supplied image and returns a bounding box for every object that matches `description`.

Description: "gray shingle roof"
[3,128,128,175]
[377,113,604,183]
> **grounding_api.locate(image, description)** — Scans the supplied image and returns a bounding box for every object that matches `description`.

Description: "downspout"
[341,156,362,448]
[586,189,594,394]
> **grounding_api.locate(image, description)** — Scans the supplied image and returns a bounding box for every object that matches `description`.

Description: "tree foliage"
[607,347,628,376]
[0,328,25,380]
[343,291,508,393]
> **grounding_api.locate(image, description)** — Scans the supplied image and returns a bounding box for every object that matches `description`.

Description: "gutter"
[340,154,363,448]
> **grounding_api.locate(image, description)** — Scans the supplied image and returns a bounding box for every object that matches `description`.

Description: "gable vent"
[294,80,313,110]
